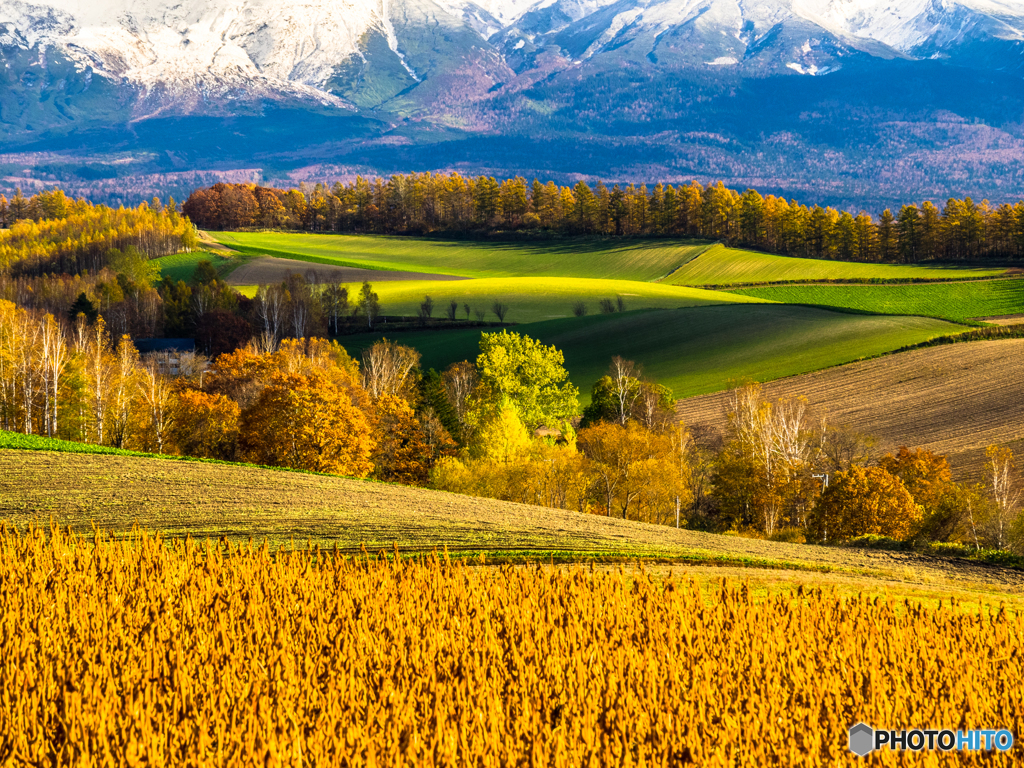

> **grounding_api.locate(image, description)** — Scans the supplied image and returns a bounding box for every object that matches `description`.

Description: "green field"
[290,277,766,324]
[211,232,711,281]
[732,279,1024,322]
[210,232,1006,285]
[339,306,966,401]
[155,251,237,283]
[198,233,1002,400]
[663,246,1005,286]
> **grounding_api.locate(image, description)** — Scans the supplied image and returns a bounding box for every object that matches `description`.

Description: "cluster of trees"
[702,384,1023,550]
[0,299,455,480]
[3,289,1022,551]
[436,367,1024,553]
[183,177,1024,261]
[0,190,196,276]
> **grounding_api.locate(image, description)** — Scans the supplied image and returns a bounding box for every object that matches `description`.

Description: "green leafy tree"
[358,281,381,329]
[192,259,219,285]
[107,247,160,290]
[474,330,579,430]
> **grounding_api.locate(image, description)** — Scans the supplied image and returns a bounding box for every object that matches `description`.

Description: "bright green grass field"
[211,231,710,281]
[353,277,768,324]
[211,232,1005,285]
[731,279,1024,322]
[339,306,966,402]
[235,277,769,323]
[663,246,1005,286]
[155,251,237,283]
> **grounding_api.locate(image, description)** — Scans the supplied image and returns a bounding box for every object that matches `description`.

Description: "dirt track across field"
[676,339,1024,480]
[225,257,468,286]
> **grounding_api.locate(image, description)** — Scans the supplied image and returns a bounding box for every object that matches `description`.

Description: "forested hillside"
[0,189,196,274]
[184,177,1024,262]
[0,189,201,338]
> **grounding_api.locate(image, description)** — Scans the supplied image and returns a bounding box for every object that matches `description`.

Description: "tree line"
[3,296,1022,554]
[183,177,1024,261]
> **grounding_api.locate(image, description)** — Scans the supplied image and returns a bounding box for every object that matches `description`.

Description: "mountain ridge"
[1,0,1023,208]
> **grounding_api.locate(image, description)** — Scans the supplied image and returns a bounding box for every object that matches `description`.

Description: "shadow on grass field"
[338,305,968,403]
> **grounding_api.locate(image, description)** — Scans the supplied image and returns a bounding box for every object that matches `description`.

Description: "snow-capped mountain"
[2,0,1022,110]
[2,0,1024,209]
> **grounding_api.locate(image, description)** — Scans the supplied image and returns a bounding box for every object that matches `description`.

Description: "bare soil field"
[976,314,1024,326]
[2,448,1022,592]
[676,338,1024,480]
[225,256,467,286]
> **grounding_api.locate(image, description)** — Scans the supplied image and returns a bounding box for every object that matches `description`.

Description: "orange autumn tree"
[239,369,374,476]
[370,393,439,485]
[807,465,920,543]
[877,446,952,514]
[168,390,241,460]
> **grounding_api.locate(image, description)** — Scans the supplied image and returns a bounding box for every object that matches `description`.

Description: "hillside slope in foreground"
[1,447,1021,592]
[676,339,1024,480]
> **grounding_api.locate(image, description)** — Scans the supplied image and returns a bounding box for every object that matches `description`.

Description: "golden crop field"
[2,527,1022,766]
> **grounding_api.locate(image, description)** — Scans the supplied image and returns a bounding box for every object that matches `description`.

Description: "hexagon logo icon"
[849,723,874,757]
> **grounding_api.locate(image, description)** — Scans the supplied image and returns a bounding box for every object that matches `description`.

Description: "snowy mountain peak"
[1,0,1022,115]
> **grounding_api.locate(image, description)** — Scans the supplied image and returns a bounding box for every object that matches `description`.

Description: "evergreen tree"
[896,205,922,263]
[877,209,896,262]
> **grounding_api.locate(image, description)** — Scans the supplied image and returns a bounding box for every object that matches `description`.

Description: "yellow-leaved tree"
[475,399,531,465]
[168,390,240,461]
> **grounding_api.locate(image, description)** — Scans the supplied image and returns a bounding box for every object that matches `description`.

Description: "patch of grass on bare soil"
[154,251,239,283]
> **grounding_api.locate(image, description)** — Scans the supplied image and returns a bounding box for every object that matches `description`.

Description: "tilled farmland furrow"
[677,339,1024,480]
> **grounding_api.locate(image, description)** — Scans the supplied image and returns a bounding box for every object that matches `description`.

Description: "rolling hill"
[261,277,770,325]
[211,232,714,281]
[663,246,1007,286]
[211,233,1007,284]
[731,280,1024,323]
[3,437,1022,592]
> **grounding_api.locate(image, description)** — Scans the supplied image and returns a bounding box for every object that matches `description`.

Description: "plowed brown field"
[676,339,1024,480]
[225,256,467,286]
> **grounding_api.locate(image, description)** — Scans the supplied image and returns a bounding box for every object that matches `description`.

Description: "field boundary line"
[651,242,723,283]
